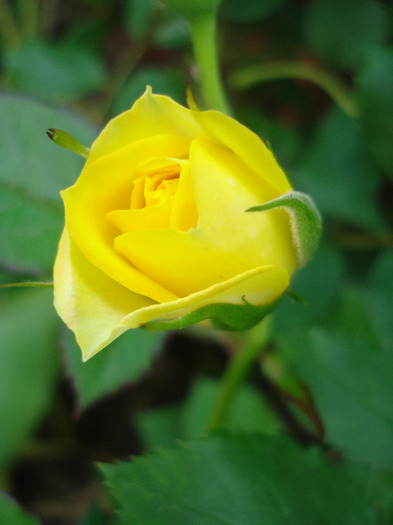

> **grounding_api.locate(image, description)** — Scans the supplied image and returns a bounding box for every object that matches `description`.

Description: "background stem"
[189,13,231,114]
[230,61,358,119]
[204,318,271,432]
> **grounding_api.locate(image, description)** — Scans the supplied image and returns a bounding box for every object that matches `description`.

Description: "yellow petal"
[62,134,190,303]
[86,87,205,165]
[190,136,297,275]
[169,161,198,231]
[195,109,291,195]
[53,229,156,361]
[87,88,291,195]
[121,265,289,328]
[130,157,181,209]
[107,195,173,232]
[113,228,249,298]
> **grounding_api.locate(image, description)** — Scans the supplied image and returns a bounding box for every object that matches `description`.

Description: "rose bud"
[53,88,320,360]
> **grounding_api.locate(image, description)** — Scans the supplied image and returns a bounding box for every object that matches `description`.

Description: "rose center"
[106,156,198,234]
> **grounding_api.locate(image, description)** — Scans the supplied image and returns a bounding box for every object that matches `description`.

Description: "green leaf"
[124,0,156,41]
[0,186,64,273]
[0,492,41,525]
[330,287,380,349]
[64,329,163,408]
[101,433,380,524]
[137,405,184,452]
[294,108,385,232]
[0,94,96,273]
[247,191,322,268]
[153,14,190,49]
[221,0,289,23]
[4,39,107,103]
[278,327,393,470]
[182,378,279,437]
[138,378,279,451]
[366,249,393,355]
[145,300,277,332]
[272,242,344,334]
[0,289,60,468]
[356,47,393,177]
[110,68,185,117]
[304,0,388,69]
[162,0,222,19]
[79,503,116,525]
[369,249,393,294]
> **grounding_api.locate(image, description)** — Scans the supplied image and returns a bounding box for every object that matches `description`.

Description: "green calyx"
[247,191,322,268]
[162,0,222,20]
[144,299,278,332]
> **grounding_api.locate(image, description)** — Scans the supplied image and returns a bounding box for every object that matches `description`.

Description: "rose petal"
[62,134,191,303]
[86,88,205,165]
[122,264,289,329]
[195,109,291,195]
[114,228,249,297]
[54,229,156,361]
[55,229,289,360]
[190,136,297,275]
[107,194,173,232]
[87,88,291,195]
[169,161,198,231]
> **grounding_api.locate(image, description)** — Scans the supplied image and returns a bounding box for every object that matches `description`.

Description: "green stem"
[230,61,358,119]
[0,0,21,48]
[204,318,271,432]
[189,13,231,114]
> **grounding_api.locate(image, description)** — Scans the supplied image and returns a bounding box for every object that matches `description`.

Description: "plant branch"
[230,61,358,119]
[189,13,231,114]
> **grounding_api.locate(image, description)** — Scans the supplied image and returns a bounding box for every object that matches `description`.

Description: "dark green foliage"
[101,433,383,525]
[0,0,392,523]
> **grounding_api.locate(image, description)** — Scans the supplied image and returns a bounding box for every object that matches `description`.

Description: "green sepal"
[144,299,279,332]
[247,191,322,268]
[46,128,90,158]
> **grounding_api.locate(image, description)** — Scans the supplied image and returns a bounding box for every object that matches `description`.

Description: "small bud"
[46,128,90,158]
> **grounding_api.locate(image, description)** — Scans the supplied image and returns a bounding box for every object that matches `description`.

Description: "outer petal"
[86,88,205,165]
[114,229,249,297]
[53,229,155,361]
[62,135,190,303]
[86,89,291,195]
[190,136,297,275]
[121,265,290,329]
[195,110,291,195]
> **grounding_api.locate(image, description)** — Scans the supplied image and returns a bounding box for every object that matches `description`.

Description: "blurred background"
[0,1,393,524]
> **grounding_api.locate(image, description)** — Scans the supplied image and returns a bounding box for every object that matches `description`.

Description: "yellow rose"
[54,88,298,360]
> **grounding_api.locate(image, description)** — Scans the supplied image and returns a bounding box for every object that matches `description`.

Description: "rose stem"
[189,12,232,115]
[229,61,358,119]
[203,317,271,433]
